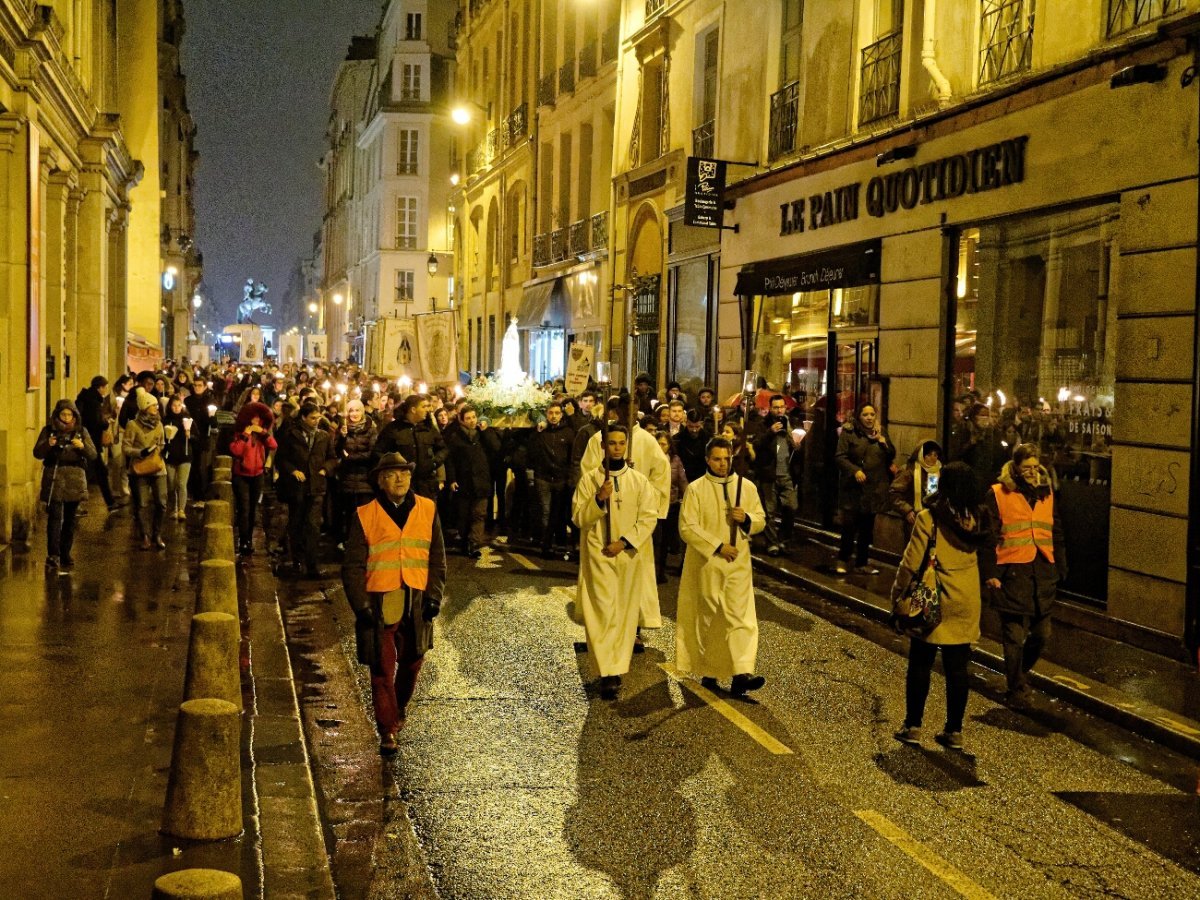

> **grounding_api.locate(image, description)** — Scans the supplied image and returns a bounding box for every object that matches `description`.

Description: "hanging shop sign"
[684,157,728,229]
[734,239,881,296]
[779,136,1029,236]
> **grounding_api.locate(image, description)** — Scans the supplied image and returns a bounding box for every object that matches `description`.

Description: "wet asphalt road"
[296,544,1200,900]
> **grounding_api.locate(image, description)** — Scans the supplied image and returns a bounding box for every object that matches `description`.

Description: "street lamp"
[333,293,344,305]
[427,252,439,276]
[192,294,202,309]
[308,302,318,314]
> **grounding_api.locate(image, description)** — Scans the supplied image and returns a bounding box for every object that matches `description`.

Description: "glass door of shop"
[528,327,566,384]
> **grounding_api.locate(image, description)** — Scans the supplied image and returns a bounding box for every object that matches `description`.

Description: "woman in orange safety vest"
[980,443,1067,709]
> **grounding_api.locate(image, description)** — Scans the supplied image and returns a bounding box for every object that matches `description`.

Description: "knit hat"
[136,389,157,411]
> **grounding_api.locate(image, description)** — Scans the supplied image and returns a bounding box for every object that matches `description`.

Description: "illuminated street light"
[451,106,472,125]
[308,302,318,314]
[427,252,439,276]
[450,172,460,186]
[333,293,344,305]
[192,294,202,309]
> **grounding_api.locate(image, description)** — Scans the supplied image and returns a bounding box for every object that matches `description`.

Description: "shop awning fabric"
[515,278,569,328]
[734,239,882,296]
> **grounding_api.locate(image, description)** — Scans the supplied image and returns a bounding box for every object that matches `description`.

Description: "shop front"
[515,263,606,384]
[721,52,1198,643]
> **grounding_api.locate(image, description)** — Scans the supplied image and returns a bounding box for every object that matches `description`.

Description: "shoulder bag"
[892,524,942,638]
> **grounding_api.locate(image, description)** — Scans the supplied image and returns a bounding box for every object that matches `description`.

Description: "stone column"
[107,207,129,374]
[75,163,110,380]
[44,167,72,403]
[64,185,82,395]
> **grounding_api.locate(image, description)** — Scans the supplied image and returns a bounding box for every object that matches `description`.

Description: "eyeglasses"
[1017,464,1040,475]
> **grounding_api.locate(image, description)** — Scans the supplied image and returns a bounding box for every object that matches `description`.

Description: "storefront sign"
[684,157,727,229]
[735,240,881,297]
[779,136,1029,236]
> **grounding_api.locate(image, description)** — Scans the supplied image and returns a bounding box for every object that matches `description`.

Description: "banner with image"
[564,342,594,395]
[415,310,459,385]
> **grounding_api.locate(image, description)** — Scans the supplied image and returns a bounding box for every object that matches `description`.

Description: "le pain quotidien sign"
[779,136,1030,236]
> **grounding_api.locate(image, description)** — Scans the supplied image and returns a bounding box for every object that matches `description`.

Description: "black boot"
[730,673,765,697]
[598,675,621,700]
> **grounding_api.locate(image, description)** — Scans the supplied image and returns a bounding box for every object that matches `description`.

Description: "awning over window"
[734,239,881,296]
[516,278,569,328]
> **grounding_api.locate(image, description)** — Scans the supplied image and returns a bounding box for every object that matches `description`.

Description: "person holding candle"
[161,393,193,521]
[33,400,98,574]
[675,437,767,697]
[123,389,169,550]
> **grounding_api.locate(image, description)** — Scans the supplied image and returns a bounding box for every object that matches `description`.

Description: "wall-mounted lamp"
[427,252,439,276]
[1110,63,1168,89]
[875,145,918,166]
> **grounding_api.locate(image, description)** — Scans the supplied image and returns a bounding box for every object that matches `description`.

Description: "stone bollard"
[202,524,236,563]
[161,698,242,840]
[197,559,238,618]
[203,499,233,527]
[214,454,233,470]
[184,612,241,708]
[212,467,233,483]
[152,869,242,900]
[207,480,233,503]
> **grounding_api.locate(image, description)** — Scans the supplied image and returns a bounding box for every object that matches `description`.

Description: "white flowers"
[463,376,552,419]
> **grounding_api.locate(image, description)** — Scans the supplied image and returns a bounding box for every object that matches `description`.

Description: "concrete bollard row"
[184,612,241,708]
[212,468,232,484]
[152,868,242,900]
[213,454,233,470]
[202,499,232,527]
[202,524,235,563]
[207,480,233,503]
[161,698,242,840]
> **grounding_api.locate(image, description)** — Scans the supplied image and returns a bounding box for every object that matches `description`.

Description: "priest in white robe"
[580,399,670,632]
[676,437,768,697]
[573,426,660,700]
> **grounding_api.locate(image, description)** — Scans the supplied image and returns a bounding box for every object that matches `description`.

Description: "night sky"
[182,0,380,329]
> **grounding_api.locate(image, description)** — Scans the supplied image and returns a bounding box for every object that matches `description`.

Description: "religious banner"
[307,332,327,362]
[564,341,594,395]
[415,310,459,385]
[279,332,302,365]
[240,324,264,363]
[751,333,785,390]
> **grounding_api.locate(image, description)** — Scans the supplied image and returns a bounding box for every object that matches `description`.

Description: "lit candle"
[207,404,217,416]
[418,382,428,394]
[115,395,125,409]
[453,384,464,399]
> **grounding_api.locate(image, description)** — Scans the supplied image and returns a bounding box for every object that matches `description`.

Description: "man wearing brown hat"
[342,451,447,756]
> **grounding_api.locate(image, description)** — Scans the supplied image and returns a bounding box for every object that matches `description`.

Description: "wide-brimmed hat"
[371,452,415,478]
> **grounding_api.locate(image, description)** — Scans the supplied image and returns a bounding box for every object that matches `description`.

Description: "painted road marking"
[1150,715,1200,738]
[508,552,540,570]
[855,810,998,900]
[1051,674,1092,691]
[659,663,793,756]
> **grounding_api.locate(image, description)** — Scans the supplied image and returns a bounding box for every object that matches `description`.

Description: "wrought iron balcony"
[768,80,799,161]
[485,129,498,166]
[537,72,556,107]
[602,23,619,64]
[1106,0,1183,36]
[579,41,598,80]
[692,120,714,158]
[550,228,567,263]
[859,30,902,126]
[559,59,575,96]
[465,145,481,175]
[978,0,1034,86]
[533,233,550,268]
[569,220,590,257]
[591,211,608,250]
[505,102,528,145]
[645,0,666,20]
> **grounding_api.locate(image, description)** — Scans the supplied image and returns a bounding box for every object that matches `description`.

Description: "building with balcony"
[448,0,541,379]
[0,0,167,544]
[520,0,620,383]
[715,0,1200,646]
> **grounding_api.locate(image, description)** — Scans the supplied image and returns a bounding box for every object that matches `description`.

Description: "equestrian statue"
[237,279,271,323]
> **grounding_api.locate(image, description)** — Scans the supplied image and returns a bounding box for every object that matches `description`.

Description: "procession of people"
[34,355,1068,757]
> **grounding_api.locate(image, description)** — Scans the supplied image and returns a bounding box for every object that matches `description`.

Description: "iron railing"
[465,145,481,174]
[532,233,550,268]
[506,102,528,144]
[537,71,556,107]
[591,212,608,249]
[579,41,598,80]
[859,30,902,125]
[692,120,714,158]
[1107,0,1183,36]
[550,228,568,263]
[979,0,1034,86]
[569,220,590,257]
[768,80,800,161]
[602,23,619,63]
[559,59,575,96]
[645,0,666,19]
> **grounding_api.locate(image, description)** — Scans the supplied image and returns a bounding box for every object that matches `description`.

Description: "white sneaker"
[834,562,848,575]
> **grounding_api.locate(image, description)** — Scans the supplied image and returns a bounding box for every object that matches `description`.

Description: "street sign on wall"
[684,157,727,229]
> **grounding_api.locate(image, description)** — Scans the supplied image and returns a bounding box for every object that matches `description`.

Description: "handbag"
[131,448,165,476]
[892,524,942,638]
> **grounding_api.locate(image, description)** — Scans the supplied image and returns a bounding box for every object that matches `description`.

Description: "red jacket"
[230,429,277,477]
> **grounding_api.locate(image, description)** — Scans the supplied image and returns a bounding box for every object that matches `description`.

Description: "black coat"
[529,421,575,486]
[275,424,334,500]
[752,421,798,484]
[74,387,109,446]
[374,418,447,486]
[335,419,378,496]
[184,390,214,440]
[444,425,492,497]
[342,492,447,668]
[675,429,710,483]
[835,422,896,513]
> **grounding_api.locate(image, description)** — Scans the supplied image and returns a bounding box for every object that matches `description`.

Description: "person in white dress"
[572,426,660,700]
[676,437,768,697]
[580,398,670,642]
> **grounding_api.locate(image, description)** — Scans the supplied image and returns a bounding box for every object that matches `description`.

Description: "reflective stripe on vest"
[358,496,435,592]
[992,483,1054,565]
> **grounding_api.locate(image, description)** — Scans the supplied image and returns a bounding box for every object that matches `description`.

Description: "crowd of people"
[34,360,1066,756]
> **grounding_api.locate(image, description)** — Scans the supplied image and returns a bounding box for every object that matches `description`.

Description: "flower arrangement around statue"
[462,376,552,427]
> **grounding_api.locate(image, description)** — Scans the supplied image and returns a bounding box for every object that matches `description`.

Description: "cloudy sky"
[182,0,380,327]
